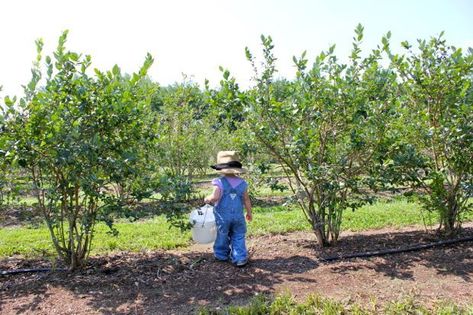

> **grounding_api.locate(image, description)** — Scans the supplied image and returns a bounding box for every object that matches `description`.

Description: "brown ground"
[1,224,473,315]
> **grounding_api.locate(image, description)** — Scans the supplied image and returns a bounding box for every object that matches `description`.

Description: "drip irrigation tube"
[2,237,472,273]
[1,268,67,276]
[320,235,473,262]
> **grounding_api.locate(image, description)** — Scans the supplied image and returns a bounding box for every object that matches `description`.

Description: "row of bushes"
[1,25,472,269]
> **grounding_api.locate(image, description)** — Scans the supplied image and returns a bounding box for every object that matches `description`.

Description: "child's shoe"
[235,259,248,267]
[214,256,229,262]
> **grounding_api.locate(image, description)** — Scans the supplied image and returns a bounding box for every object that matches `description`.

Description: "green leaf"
[112,64,121,76]
[245,47,253,61]
[223,69,230,80]
[4,96,16,107]
[355,23,364,41]
[401,41,411,49]
[69,52,79,62]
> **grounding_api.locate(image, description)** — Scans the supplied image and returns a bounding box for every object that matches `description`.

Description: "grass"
[342,198,433,231]
[0,198,471,259]
[198,293,473,315]
[3,195,38,206]
[0,216,191,258]
[250,198,438,235]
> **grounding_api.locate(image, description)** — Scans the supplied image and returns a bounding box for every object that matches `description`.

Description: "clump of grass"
[383,296,430,315]
[198,293,473,315]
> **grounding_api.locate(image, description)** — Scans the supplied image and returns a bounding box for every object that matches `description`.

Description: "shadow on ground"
[0,250,318,314]
[318,226,473,281]
[1,225,472,314]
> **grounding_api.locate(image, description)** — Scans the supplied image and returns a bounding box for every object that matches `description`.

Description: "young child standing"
[204,151,252,267]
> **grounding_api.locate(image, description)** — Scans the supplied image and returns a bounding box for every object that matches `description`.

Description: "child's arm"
[204,186,221,205]
[243,190,252,221]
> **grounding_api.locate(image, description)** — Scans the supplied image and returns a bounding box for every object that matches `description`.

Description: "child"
[204,151,252,267]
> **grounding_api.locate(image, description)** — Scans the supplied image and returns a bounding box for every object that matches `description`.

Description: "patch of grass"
[91,216,191,253]
[254,185,292,198]
[5,195,38,206]
[0,198,470,259]
[249,199,435,236]
[198,293,473,315]
[0,216,190,258]
[249,205,307,236]
[0,225,53,258]
[342,199,434,231]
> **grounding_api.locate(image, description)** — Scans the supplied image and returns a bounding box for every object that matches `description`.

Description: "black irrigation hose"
[320,236,473,262]
[1,268,67,276]
[2,237,472,273]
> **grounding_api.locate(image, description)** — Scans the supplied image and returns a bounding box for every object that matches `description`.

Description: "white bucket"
[190,204,217,244]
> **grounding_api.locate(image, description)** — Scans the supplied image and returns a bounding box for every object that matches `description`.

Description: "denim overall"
[213,177,248,264]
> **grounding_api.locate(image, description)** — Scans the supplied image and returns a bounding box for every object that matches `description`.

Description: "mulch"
[1,224,473,314]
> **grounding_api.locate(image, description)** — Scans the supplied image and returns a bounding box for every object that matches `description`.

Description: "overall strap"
[220,176,232,194]
[220,177,246,196]
[235,180,248,194]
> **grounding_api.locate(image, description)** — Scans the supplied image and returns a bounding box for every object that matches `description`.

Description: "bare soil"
[1,224,473,314]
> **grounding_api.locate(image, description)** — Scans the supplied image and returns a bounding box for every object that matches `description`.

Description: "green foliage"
[154,174,195,231]
[386,34,473,235]
[1,31,154,269]
[0,89,16,206]
[144,80,240,229]
[234,28,398,246]
[206,67,247,132]
[0,166,21,206]
[150,80,225,179]
[383,297,430,314]
[1,25,472,264]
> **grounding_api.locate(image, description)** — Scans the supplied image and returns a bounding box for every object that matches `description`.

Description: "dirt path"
[1,224,473,314]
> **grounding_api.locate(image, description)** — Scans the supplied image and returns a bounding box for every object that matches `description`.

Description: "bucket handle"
[200,204,212,228]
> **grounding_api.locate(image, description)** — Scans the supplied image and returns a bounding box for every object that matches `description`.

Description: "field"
[2,22,472,314]
[1,190,473,314]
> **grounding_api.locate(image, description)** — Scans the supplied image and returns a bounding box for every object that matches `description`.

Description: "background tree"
[0,97,10,206]
[150,80,221,180]
[0,94,6,206]
[206,69,283,201]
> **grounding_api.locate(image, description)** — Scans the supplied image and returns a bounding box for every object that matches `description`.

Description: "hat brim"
[216,167,247,175]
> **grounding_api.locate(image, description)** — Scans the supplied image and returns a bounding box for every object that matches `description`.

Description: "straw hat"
[211,151,247,174]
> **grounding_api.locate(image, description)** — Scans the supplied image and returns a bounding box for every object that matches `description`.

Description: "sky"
[0,0,472,97]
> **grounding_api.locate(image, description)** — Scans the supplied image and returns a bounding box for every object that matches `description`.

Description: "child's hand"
[246,213,252,222]
[204,187,220,205]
